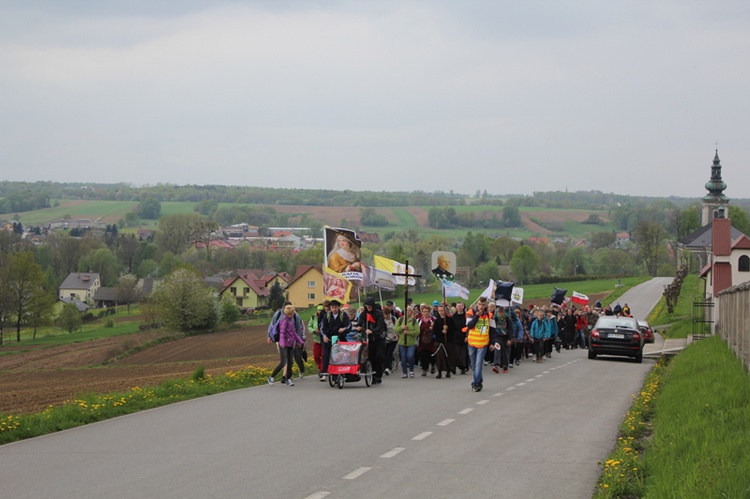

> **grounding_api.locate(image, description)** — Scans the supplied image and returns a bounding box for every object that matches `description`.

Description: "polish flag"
[571,291,589,305]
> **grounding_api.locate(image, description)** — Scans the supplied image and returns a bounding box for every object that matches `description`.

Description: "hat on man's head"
[432,300,440,306]
[317,305,324,311]
[364,297,376,307]
[329,299,341,307]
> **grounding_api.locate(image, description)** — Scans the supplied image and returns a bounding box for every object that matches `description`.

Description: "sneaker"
[409,370,415,378]
[446,372,451,378]
[421,370,427,377]
[401,373,408,378]
[299,371,305,379]
[492,366,500,374]
[436,372,442,379]
[285,379,294,386]
[471,385,478,392]
[384,368,391,376]
[475,384,483,392]
[509,364,514,368]
[515,361,520,366]
[430,366,436,374]
[503,368,508,374]
[267,376,274,385]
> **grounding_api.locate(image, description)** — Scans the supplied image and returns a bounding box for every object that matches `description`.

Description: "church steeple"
[701,149,730,226]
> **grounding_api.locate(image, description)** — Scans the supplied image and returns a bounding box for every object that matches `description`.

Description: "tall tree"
[152,268,219,331]
[137,197,162,219]
[56,302,83,333]
[6,251,48,341]
[115,274,140,315]
[633,221,667,276]
[728,205,750,236]
[510,244,541,284]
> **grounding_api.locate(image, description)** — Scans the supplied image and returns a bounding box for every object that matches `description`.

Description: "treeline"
[5,181,749,216]
[427,206,522,229]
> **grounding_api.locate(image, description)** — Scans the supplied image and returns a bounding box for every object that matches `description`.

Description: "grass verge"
[0,361,313,445]
[594,335,750,497]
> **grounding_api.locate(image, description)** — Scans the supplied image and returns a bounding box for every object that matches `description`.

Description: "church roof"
[680,223,746,249]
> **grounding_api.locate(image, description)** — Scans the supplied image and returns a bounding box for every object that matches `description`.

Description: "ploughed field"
[0,325,277,415]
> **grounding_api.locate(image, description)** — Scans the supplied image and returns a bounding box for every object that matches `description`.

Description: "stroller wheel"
[328,374,336,388]
[363,360,373,387]
[337,375,345,389]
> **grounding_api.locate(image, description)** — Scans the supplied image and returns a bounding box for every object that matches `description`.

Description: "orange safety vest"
[467,312,491,348]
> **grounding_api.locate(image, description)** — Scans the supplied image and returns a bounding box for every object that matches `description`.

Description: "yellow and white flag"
[373,255,416,286]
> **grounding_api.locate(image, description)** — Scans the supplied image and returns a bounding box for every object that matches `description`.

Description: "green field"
[14,200,617,240]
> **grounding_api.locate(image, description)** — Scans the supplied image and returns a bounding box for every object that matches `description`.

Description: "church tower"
[701,150,729,226]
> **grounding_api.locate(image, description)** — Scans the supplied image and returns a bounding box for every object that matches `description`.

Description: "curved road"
[0,278,671,499]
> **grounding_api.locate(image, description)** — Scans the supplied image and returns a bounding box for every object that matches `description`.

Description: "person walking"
[382,304,398,375]
[450,301,469,374]
[357,297,387,384]
[268,303,305,386]
[308,303,327,377]
[320,299,351,380]
[530,308,549,363]
[417,304,436,376]
[396,306,419,378]
[432,304,455,378]
[465,296,492,392]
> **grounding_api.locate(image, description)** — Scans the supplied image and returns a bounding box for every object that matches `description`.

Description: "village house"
[285,265,323,309]
[59,272,101,304]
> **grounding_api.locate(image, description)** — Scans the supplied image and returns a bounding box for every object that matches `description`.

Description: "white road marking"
[477,399,489,405]
[380,447,405,458]
[506,386,516,391]
[437,419,455,426]
[459,408,473,415]
[525,378,535,382]
[543,371,550,374]
[492,392,503,397]
[304,493,330,499]
[343,467,371,480]
[412,432,433,441]
[515,382,526,387]
[535,375,543,378]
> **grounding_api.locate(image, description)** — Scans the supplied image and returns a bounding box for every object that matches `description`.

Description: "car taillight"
[632,331,641,341]
[591,329,600,338]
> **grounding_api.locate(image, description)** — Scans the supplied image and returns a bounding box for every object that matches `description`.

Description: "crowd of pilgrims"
[267,296,630,391]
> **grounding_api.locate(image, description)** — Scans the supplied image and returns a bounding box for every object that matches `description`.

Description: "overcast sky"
[1,1,748,198]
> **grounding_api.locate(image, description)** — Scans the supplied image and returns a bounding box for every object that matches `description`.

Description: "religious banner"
[511,286,524,305]
[373,255,416,286]
[324,226,364,282]
[362,266,397,291]
[431,251,456,282]
[322,266,352,304]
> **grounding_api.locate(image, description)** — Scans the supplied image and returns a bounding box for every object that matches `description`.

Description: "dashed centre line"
[303,493,330,499]
[476,399,489,405]
[437,419,455,426]
[380,447,405,458]
[343,467,371,480]
[412,431,432,441]
[459,408,473,415]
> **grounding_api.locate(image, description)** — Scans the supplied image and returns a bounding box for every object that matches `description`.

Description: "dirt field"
[0,325,279,415]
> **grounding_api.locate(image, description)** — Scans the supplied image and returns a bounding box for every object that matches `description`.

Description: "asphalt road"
[0,279,670,499]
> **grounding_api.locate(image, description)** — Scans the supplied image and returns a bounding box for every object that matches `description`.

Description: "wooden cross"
[391,259,422,316]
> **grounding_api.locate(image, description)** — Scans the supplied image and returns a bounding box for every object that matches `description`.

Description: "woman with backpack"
[267,303,305,386]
